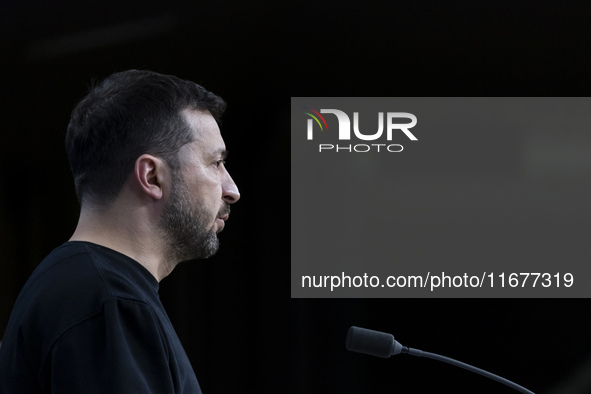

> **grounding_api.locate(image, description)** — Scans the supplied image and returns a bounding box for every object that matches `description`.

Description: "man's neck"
[70,204,173,282]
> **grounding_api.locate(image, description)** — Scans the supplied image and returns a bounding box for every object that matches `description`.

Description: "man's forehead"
[181,108,226,155]
[182,108,220,138]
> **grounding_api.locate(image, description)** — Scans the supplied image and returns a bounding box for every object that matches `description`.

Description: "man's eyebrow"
[213,148,228,159]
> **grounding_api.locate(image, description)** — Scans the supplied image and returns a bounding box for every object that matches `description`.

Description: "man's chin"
[189,232,220,261]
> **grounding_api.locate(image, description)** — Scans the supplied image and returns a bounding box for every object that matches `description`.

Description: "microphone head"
[346,326,403,358]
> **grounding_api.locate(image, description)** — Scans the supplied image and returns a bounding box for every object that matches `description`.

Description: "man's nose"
[222,171,240,204]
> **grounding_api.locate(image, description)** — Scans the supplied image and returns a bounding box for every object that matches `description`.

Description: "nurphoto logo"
[303,107,418,153]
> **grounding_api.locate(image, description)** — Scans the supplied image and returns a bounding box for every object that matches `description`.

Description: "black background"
[1,1,591,393]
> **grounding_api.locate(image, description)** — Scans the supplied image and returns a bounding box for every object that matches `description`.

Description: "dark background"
[1,1,591,393]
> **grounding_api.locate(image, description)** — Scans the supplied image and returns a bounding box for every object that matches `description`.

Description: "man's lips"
[217,204,231,223]
[216,204,230,232]
[216,208,230,232]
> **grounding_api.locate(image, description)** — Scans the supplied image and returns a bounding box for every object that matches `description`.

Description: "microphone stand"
[346,326,536,394]
[402,347,535,394]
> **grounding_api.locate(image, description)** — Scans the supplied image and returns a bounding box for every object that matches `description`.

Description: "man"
[0,70,240,393]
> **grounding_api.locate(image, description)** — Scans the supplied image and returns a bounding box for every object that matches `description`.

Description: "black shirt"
[0,241,202,393]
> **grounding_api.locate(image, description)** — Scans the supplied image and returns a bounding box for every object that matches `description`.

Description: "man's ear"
[134,154,167,200]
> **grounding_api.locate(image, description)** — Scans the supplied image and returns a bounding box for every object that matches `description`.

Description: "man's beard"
[159,173,228,264]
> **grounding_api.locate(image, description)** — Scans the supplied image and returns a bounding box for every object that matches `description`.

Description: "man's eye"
[215,160,225,168]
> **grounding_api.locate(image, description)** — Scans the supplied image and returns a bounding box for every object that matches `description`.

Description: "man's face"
[160,109,240,262]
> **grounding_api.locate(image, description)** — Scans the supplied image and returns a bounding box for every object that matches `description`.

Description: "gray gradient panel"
[291,97,591,298]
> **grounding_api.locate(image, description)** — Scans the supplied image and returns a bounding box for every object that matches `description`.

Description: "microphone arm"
[346,326,535,394]
[402,346,534,394]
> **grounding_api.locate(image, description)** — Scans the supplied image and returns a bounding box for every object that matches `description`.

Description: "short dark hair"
[65,69,226,206]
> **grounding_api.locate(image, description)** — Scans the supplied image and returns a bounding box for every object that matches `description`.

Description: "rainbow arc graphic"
[303,107,329,131]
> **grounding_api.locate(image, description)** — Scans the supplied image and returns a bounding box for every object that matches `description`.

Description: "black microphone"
[346,326,535,394]
[345,326,403,358]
